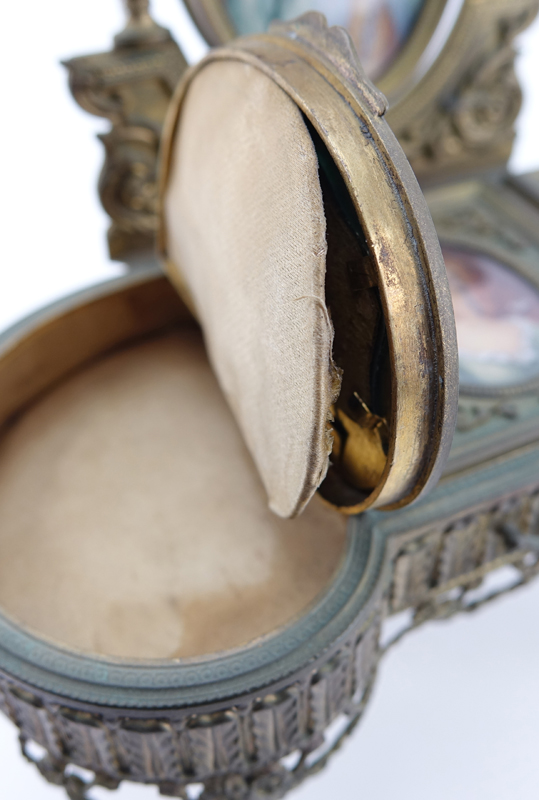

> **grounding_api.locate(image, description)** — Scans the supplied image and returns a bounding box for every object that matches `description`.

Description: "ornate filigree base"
[4,471,539,800]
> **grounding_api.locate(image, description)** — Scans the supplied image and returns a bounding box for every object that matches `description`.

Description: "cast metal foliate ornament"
[266,12,387,116]
[180,0,539,183]
[388,0,539,184]
[160,11,459,514]
[2,267,539,799]
[65,0,539,245]
[63,0,187,262]
[10,485,539,800]
[22,4,539,799]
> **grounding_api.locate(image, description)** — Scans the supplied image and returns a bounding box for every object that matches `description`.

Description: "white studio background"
[1,3,539,799]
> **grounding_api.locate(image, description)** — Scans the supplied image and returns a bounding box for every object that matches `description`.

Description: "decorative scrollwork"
[450,24,523,149]
[392,3,539,182]
[63,1,187,262]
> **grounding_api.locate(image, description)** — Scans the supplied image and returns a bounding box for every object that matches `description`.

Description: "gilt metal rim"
[0,269,382,708]
[159,15,459,515]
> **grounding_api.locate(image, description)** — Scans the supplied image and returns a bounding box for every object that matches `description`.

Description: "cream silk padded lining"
[165,61,339,518]
[0,331,347,660]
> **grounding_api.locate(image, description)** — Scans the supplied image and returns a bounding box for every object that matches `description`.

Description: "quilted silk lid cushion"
[164,60,341,518]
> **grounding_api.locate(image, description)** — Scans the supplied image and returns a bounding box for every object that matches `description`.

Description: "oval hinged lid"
[159,12,458,518]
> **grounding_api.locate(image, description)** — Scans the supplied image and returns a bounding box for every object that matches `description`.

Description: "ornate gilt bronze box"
[0,2,539,799]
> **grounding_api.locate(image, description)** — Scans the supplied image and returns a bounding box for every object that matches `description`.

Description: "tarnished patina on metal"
[1,269,539,799]
[181,0,539,184]
[6,3,539,798]
[387,0,539,185]
[63,0,187,263]
[9,499,539,800]
[10,498,539,800]
[159,12,459,514]
[65,0,539,251]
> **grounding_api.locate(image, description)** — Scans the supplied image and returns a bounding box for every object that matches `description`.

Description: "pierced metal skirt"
[0,269,537,800]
